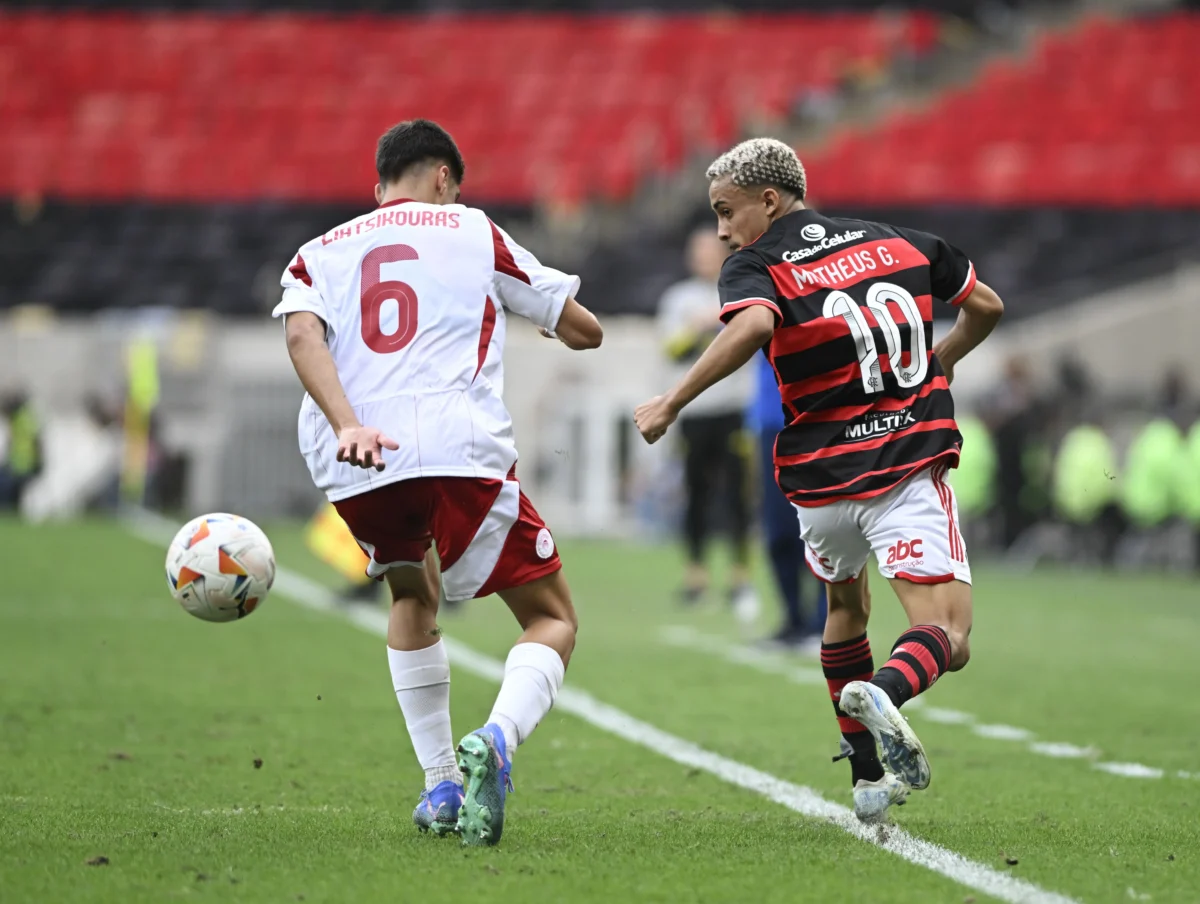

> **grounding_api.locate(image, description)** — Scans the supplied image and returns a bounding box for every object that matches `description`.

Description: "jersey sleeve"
[489,220,580,331]
[718,251,782,325]
[272,251,329,323]
[896,227,977,306]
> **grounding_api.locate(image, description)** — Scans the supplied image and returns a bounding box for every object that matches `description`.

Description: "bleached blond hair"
[705,138,806,200]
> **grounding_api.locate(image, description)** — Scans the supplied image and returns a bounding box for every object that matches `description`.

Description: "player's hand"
[336,425,399,471]
[634,395,679,444]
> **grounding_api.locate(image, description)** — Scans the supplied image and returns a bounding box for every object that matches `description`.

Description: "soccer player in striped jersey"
[635,138,1004,822]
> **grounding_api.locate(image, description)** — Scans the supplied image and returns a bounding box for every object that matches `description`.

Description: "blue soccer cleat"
[412,780,464,836]
[455,723,513,846]
[839,681,931,790]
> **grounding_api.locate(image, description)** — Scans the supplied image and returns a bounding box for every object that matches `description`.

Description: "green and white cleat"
[852,773,909,823]
[455,723,512,847]
[839,681,932,790]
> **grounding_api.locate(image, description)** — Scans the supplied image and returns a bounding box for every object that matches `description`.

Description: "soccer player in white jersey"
[274,120,603,846]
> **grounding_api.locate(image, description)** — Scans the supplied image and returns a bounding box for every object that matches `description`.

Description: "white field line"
[660,625,825,685]
[660,626,1190,782]
[125,510,1078,904]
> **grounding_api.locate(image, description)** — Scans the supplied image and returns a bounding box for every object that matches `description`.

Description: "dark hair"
[375,119,465,186]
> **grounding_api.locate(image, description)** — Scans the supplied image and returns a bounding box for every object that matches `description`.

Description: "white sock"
[387,641,458,791]
[487,643,565,753]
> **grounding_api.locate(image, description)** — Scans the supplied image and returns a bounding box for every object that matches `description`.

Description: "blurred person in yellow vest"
[306,502,379,605]
[0,390,43,511]
[120,336,161,507]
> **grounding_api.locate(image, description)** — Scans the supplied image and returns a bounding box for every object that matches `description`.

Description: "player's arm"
[282,312,398,472]
[490,219,601,351]
[933,281,1004,385]
[900,227,1004,385]
[636,250,778,444]
[547,296,603,350]
[635,304,775,444]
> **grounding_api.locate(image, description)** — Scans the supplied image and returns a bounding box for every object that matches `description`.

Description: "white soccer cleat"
[853,773,909,823]
[839,681,931,790]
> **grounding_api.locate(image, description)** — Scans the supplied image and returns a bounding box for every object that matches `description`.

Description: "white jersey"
[273,199,579,502]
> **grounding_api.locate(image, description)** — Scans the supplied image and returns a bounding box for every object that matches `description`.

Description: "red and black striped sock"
[821,633,884,785]
[872,625,952,708]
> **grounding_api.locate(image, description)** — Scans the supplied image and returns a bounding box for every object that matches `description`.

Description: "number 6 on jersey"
[361,243,420,354]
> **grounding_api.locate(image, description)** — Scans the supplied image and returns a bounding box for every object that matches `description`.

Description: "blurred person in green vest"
[1121,418,1185,530]
[1052,421,1122,563]
[0,390,43,510]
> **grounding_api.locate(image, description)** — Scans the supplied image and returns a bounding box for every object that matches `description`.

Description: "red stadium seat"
[0,10,929,204]
[806,12,1200,206]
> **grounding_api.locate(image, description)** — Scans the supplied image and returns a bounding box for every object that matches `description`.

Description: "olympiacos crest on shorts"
[535,528,555,560]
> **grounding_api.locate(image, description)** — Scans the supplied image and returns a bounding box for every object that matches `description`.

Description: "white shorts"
[795,464,971,586]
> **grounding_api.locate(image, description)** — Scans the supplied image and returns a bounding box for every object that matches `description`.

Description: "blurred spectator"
[81,394,123,512]
[980,356,1039,548]
[119,337,162,508]
[656,227,755,616]
[0,391,43,511]
[1158,365,1193,428]
[747,352,826,651]
[1121,417,1185,531]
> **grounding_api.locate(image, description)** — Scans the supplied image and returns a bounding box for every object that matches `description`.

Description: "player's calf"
[822,634,885,787]
[871,624,953,709]
[382,551,462,826]
[456,571,576,846]
[821,573,887,788]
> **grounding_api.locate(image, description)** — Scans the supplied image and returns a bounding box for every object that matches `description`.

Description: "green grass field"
[2,516,1199,904]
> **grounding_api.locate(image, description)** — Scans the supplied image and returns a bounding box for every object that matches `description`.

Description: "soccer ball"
[166,513,276,622]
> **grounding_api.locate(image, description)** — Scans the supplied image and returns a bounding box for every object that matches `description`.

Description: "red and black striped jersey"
[718,209,976,507]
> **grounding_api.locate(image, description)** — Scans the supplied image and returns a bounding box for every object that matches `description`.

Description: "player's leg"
[821,570,908,820]
[490,569,577,750]
[382,551,464,833]
[840,464,971,792]
[797,503,905,819]
[334,483,461,836]
[435,478,569,845]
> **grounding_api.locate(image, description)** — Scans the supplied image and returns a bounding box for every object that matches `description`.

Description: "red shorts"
[332,472,561,602]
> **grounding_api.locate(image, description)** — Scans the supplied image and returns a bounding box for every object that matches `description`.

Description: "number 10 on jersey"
[822,281,928,394]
